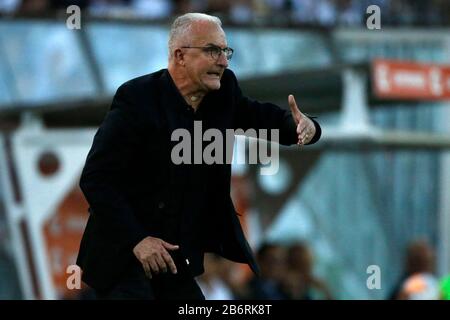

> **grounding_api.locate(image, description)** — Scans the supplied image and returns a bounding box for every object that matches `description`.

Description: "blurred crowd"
[198,241,334,300]
[0,0,449,27]
[195,239,450,300]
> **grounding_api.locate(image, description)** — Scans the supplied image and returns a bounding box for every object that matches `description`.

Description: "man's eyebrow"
[205,43,226,48]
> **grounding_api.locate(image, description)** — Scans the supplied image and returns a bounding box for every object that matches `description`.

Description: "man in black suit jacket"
[76,12,321,300]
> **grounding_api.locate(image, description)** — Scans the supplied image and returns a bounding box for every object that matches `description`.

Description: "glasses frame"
[181,45,234,61]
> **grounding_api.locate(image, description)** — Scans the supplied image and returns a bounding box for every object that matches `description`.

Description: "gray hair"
[168,13,222,58]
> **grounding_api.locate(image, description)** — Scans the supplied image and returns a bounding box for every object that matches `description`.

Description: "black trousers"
[95,258,205,300]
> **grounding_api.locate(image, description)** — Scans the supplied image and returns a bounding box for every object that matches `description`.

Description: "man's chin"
[205,81,221,91]
[201,76,222,90]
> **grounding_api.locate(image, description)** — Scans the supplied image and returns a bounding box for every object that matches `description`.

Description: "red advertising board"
[372,59,450,100]
[43,186,89,299]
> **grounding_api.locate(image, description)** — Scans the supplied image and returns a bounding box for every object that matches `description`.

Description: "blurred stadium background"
[0,0,450,300]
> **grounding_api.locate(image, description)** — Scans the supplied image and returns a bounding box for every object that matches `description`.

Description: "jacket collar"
[158,69,192,113]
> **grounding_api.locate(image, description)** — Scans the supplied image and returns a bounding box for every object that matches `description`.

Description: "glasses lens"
[225,48,233,60]
[206,47,219,60]
[205,46,234,60]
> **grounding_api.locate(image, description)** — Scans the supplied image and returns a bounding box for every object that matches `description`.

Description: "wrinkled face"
[180,22,229,92]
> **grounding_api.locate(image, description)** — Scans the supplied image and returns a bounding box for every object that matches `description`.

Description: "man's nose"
[216,52,228,68]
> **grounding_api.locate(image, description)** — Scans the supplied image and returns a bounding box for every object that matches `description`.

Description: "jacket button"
[158,201,165,209]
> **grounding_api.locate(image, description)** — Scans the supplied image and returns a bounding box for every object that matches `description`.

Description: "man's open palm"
[288,94,316,145]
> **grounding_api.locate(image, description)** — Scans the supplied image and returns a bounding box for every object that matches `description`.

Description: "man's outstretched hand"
[288,94,316,145]
[133,236,179,279]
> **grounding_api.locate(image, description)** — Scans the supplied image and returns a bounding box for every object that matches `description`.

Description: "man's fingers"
[299,124,307,135]
[142,261,152,279]
[297,131,307,145]
[288,94,302,124]
[162,251,178,274]
[148,258,160,274]
[162,241,179,251]
[155,254,168,273]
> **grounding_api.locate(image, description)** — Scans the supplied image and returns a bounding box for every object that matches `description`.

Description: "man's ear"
[174,48,185,66]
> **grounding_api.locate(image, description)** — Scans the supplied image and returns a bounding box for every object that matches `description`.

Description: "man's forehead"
[189,22,227,46]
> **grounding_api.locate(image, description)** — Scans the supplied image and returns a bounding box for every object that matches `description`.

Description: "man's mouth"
[206,71,221,77]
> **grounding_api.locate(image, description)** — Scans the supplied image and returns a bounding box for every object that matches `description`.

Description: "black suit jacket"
[76,68,321,292]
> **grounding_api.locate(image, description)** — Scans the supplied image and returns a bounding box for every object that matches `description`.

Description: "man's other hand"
[133,236,179,279]
[288,94,316,145]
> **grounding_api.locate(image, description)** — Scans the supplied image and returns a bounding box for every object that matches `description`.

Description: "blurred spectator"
[388,0,414,25]
[316,0,337,26]
[14,0,89,15]
[283,242,333,300]
[291,0,316,24]
[172,0,196,15]
[389,239,440,300]
[16,0,50,15]
[0,0,20,13]
[229,0,253,24]
[2,0,450,26]
[88,0,132,18]
[131,0,173,19]
[240,242,289,299]
[335,0,362,26]
[399,273,440,300]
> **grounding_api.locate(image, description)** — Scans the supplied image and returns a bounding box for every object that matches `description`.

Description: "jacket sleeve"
[230,70,321,146]
[79,84,148,250]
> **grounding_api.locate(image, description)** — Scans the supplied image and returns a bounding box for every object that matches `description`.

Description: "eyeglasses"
[181,45,234,61]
